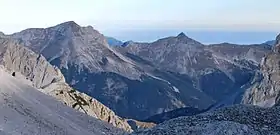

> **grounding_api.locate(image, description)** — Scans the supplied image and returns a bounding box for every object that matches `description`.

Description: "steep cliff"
[242,34,280,107]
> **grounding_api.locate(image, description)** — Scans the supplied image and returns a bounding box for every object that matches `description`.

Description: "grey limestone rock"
[0,37,132,132]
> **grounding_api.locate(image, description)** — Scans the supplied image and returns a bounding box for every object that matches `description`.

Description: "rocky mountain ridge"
[12,21,142,79]
[10,22,213,120]
[144,33,280,127]
[118,33,271,105]
[6,21,272,121]
[1,20,280,135]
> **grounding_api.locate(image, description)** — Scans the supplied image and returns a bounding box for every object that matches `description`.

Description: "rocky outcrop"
[132,105,280,135]
[0,38,63,89]
[0,37,132,132]
[242,34,280,107]
[127,119,156,131]
[44,83,132,132]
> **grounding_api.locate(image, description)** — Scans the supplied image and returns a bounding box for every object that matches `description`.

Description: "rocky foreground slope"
[0,67,124,135]
[132,105,280,135]
[0,37,132,132]
[144,106,205,124]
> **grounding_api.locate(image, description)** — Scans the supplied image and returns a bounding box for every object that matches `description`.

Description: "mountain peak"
[173,32,203,45]
[60,21,79,26]
[54,21,81,32]
[177,32,187,37]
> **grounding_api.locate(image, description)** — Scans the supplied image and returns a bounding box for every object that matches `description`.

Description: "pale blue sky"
[0,0,279,43]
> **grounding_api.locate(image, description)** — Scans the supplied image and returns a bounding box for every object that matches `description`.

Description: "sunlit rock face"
[242,34,280,107]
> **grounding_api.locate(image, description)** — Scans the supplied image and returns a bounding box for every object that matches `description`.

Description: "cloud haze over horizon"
[0,0,279,43]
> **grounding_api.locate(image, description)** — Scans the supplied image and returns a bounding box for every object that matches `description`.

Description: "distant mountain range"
[7,21,272,120]
[0,21,280,134]
[263,40,276,46]
[105,35,276,47]
[107,30,277,45]
[106,36,123,46]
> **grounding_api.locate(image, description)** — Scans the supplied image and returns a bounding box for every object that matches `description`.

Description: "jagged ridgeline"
[1,21,279,135]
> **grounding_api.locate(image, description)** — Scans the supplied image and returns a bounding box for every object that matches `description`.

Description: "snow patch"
[148,74,181,93]
[172,86,180,93]
[148,74,171,85]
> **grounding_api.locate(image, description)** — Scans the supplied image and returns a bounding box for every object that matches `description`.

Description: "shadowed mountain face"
[118,36,271,105]
[9,21,271,120]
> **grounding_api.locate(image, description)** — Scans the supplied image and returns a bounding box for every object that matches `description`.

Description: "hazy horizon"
[0,21,277,44]
[1,0,279,44]
[103,30,278,44]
